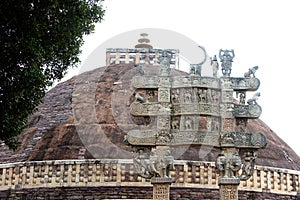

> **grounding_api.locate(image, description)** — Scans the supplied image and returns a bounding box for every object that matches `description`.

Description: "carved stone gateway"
[124,47,267,200]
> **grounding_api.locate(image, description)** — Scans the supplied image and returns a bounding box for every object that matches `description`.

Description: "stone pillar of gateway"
[123,39,267,199]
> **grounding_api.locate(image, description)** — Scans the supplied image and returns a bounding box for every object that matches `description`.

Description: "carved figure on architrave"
[207,116,212,131]
[158,88,170,103]
[237,91,246,104]
[237,79,246,87]
[211,117,220,131]
[220,133,235,146]
[211,89,220,104]
[198,116,206,131]
[247,92,260,105]
[183,89,192,103]
[222,90,233,103]
[156,130,173,144]
[233,104,248,116]
[171,105,180,115]
[171,89,180,103]
[158,117,170,130]
[159,77,170,87]
[244,66,259,78]
[171,118,180,129]
[201,104,211,114]
[197,88,207,103]
[146,90,155,102]
[184,116,194,130]
[235,132,249,146]
[206,89,212,103]
[236,118,248,132]
[219,49,235,77]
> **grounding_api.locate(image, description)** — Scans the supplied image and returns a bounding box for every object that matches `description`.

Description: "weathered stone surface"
[0,63,299,172]
[0,187,297,200]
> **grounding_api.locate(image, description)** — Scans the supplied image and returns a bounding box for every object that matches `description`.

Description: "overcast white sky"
[61,0,300,156]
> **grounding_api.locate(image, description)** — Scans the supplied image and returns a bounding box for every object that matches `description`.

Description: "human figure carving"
[211,55,219,78]
[146,90,154,102]
[239,91,246,104]
[211,90,219,104]
[171,89,179,103]
[184,117,193,130]
[184,90,192,103]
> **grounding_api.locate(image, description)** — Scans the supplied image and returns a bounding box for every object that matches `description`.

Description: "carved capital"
[216,149,242,180]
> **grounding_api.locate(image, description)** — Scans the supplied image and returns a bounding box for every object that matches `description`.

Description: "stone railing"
[106,48,179,68]
[0,159,299,196]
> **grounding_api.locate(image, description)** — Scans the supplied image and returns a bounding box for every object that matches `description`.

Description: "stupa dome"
[0,63,299,171]
[0,40,299,199]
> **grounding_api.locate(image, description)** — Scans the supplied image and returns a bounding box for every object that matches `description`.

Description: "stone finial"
[135,33,153,49]
[219,49,235,77]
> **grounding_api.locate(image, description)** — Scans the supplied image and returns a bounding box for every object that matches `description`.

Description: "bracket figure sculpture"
[124,48,266,200]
